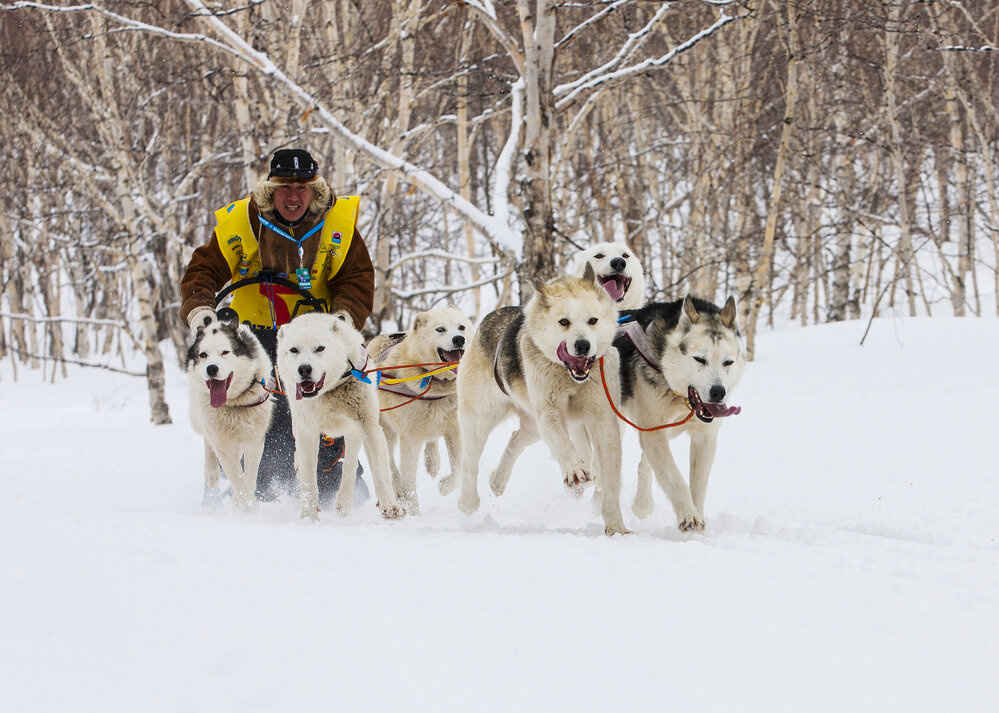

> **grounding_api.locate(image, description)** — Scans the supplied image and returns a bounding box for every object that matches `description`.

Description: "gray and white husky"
[276,312,404,521]
[568,241,646,310]
[615,295,745,531]
[456,265,629,535]
[186,317,274,511]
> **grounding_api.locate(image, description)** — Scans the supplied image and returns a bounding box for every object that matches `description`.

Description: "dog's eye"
[289,347,299,355]
[436,327,446,333]
[594,253,604,260]
[221,351,230,357]
[693,356,707,365]
[458,325,466,331]
[199,352,207,359]
[588,317,598,325]
[559,318,570,327]
[316,345,325,353]
[723,360,734,367]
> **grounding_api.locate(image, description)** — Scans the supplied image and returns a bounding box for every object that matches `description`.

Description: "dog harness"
[617,320,660,372]
[213,196,360,328]
[373,340,448,401]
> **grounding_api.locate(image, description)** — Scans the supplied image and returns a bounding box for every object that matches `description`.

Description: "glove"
[188,306,217,333]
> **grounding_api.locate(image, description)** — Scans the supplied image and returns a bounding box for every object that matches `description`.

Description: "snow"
[2,315,997,712]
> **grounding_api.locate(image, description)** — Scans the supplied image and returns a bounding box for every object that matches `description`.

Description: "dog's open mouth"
[206,373,234,408]
[556,342,595,382]
[296,374,326,400]
[599,274,632,303]
[438,347,464,364]
[687,386,741,423]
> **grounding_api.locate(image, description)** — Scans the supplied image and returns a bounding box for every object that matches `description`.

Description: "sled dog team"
[186,242,747,534]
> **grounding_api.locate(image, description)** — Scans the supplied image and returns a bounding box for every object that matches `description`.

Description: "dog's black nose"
[709,384,726,402]
[298,363,312,378]
[610,256,626,272]
[206,364,218,378]
[574,339,590,356]
[452,335,465,348]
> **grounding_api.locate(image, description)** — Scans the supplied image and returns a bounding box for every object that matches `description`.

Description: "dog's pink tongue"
[556,342,590,370]
[296,382,305,400]
[600,276,625,301]
[704,402,741,418]
[207,379,228,408]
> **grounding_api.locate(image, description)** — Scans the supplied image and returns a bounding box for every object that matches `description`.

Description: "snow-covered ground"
[1,315,997,712]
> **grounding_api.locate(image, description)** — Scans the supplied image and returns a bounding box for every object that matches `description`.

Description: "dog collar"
[229,378,272,408]
[237,392,271,408]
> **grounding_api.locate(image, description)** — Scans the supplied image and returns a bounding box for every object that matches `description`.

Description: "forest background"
[1,0,997,423]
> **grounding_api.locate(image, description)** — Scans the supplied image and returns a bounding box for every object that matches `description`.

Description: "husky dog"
[186,316,274,511]
[456,265,629,535]
[276,312,404,521]
[569,242,646,310]
[615,295,745,531]
[366,305,473,513]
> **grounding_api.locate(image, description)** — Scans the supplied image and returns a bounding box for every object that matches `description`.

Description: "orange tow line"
[598,356,695,432]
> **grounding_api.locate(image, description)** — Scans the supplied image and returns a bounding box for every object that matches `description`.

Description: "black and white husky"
[186,317,274,511]
[615,295,746,531]
[456,265,630,535]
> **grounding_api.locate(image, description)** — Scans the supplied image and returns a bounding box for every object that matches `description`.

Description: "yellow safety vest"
[213,196,359,328]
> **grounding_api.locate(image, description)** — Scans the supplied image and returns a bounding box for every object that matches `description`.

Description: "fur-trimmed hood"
[253,174,334,220]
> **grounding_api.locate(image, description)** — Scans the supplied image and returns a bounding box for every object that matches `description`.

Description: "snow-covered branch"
[554,11,739,111]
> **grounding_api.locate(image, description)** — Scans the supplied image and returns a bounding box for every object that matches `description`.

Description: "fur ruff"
[253,175,334,220]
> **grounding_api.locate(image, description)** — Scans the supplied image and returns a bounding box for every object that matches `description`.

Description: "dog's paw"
[458,490,480,515]
[438,473,458,496]
[631,493,654,520]
[378,503,406,520]
[563,466,591,489]
[488,470,508,496]
[205,470,220,489]
[676,508,705,532]
[335,500,353,517]
[396,493,420,516]
[300,505,320,521]
[604,524,635,536]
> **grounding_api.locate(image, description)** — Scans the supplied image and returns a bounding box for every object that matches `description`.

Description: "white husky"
[186,317,274,511]
[569,242,646,310]
[276,312,404,521]
[456,266,629,535]
[366,305,472,513]
[614,295,746,530]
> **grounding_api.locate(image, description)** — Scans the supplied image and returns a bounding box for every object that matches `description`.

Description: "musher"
[180,148,374,504]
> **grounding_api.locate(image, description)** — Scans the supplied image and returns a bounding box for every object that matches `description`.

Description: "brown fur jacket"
[180,185,374,331]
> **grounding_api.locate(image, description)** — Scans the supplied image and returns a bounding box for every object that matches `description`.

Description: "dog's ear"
[581,262,597,285]
[413,311,430,331]
[720,296,737,329]
[682,294,701,324]
[529,276,548,307]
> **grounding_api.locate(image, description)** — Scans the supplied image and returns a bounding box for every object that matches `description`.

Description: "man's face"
[273,183,314,223]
